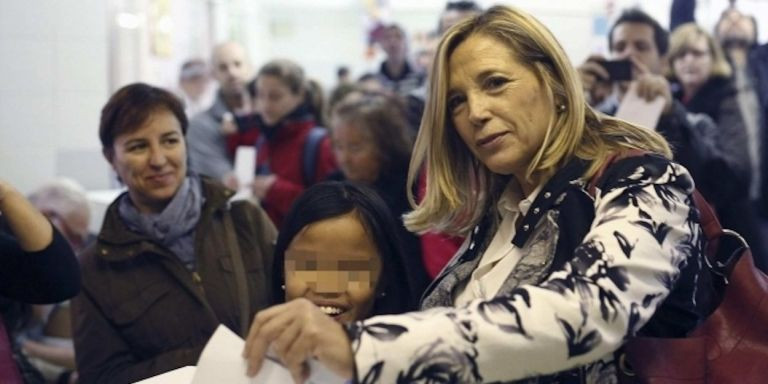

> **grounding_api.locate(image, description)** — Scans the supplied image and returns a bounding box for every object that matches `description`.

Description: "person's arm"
[186,115,234,180]
[715,92,752,187]
[21,340,76,370]
[71,290,203,384]
[670,0,696,31]
[0,180,52,251]
[257,137,338,224]
[0,181,80,303]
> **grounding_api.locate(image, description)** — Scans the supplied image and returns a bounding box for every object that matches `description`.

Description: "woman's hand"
[243,298,355,384]
[250,175,277,199]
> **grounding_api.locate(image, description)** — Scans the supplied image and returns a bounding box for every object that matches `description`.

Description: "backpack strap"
[302,127,327,186]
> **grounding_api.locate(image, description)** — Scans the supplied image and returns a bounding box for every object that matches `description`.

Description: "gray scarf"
[118,175,204,270]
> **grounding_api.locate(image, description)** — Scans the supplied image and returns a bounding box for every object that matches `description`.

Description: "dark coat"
[751,44,768,216]
[72,178,277,384]
[672,76,767,270]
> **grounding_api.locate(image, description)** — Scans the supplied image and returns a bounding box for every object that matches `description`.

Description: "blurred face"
[107,110,186,214]
[284,212,382,322]
[717,12,756,46]
[447,34,550,183]
[610,22,662,74]
[331,119,381,184]
[180,75,210,101]
[672,36,713,93]
[255,75,304,126]
[379,27,406,59]
[440,9,479,35]
[212,43,251,95]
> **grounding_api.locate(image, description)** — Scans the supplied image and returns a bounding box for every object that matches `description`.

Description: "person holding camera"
[577,8,765,270]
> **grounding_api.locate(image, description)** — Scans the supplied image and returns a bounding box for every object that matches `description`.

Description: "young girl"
[272,181,421,321]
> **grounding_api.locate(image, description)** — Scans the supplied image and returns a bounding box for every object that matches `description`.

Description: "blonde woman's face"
[673,36,712,92]
[446,34,551,181]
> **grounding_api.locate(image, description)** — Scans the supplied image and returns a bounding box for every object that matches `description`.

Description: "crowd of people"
[2,0,767,383]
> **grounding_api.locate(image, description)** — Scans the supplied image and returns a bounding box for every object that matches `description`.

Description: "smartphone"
[599,59,633,81]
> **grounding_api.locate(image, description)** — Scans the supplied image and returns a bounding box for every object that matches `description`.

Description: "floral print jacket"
[347,155,708,383]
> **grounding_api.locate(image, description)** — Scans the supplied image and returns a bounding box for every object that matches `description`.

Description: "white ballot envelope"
[134,366,195,384]
[231,146,256,201]
[615,81,665,131]
[135,325,347,383]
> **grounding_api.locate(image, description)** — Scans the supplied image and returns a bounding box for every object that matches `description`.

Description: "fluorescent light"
[116,12,142,29]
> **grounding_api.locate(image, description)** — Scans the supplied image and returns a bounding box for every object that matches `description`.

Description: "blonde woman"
[668,23,764,270]
[244,6,708,383]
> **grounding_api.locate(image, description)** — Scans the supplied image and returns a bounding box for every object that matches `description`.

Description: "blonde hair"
[404,5,672,236]
[668,23,732,79]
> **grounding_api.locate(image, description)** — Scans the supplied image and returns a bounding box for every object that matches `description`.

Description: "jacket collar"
[511,157,590,247]
[95,177,234,262]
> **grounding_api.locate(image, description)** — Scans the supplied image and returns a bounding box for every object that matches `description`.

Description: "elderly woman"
[668,23,750,179]
[243,6,709,383]
[667,23,765,270]
[329,90,428,296]
[71,83,277,384]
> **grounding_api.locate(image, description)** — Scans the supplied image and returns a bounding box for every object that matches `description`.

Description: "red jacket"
[416,168,464,279]
[227,116,337,227]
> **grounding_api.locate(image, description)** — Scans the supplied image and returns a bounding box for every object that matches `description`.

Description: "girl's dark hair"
[272,181,417,316]
[99,83,187,151]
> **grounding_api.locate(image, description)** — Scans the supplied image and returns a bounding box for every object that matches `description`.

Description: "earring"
[557,104,566,112]
[281,284,285,291]
[378,291,387,298]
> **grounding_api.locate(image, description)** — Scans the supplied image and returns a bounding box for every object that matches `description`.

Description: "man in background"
[186,42,252,184]
[176,59,214,118]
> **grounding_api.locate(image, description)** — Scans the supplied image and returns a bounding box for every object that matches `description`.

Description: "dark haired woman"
[226,59,337,227]
[71,83,277,383]
[272,181,420,321]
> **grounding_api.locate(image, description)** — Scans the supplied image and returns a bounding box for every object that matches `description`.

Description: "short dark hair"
[608,8,669,56]
[445,0,481,12]
[272,181,417,317]
[99,83,187,151]
[331,91,413,180]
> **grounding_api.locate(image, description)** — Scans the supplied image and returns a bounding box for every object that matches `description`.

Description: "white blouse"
[453,181,542,307]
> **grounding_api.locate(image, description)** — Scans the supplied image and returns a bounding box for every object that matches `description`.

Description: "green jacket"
[72,178,276,384]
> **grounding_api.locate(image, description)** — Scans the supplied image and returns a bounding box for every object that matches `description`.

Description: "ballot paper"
[231,146,256,201]
[134,366,195,384]
[615,82,666,131]
[135,325,347,383]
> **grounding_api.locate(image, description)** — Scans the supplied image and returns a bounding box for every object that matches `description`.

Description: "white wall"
[0,0,109,194]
